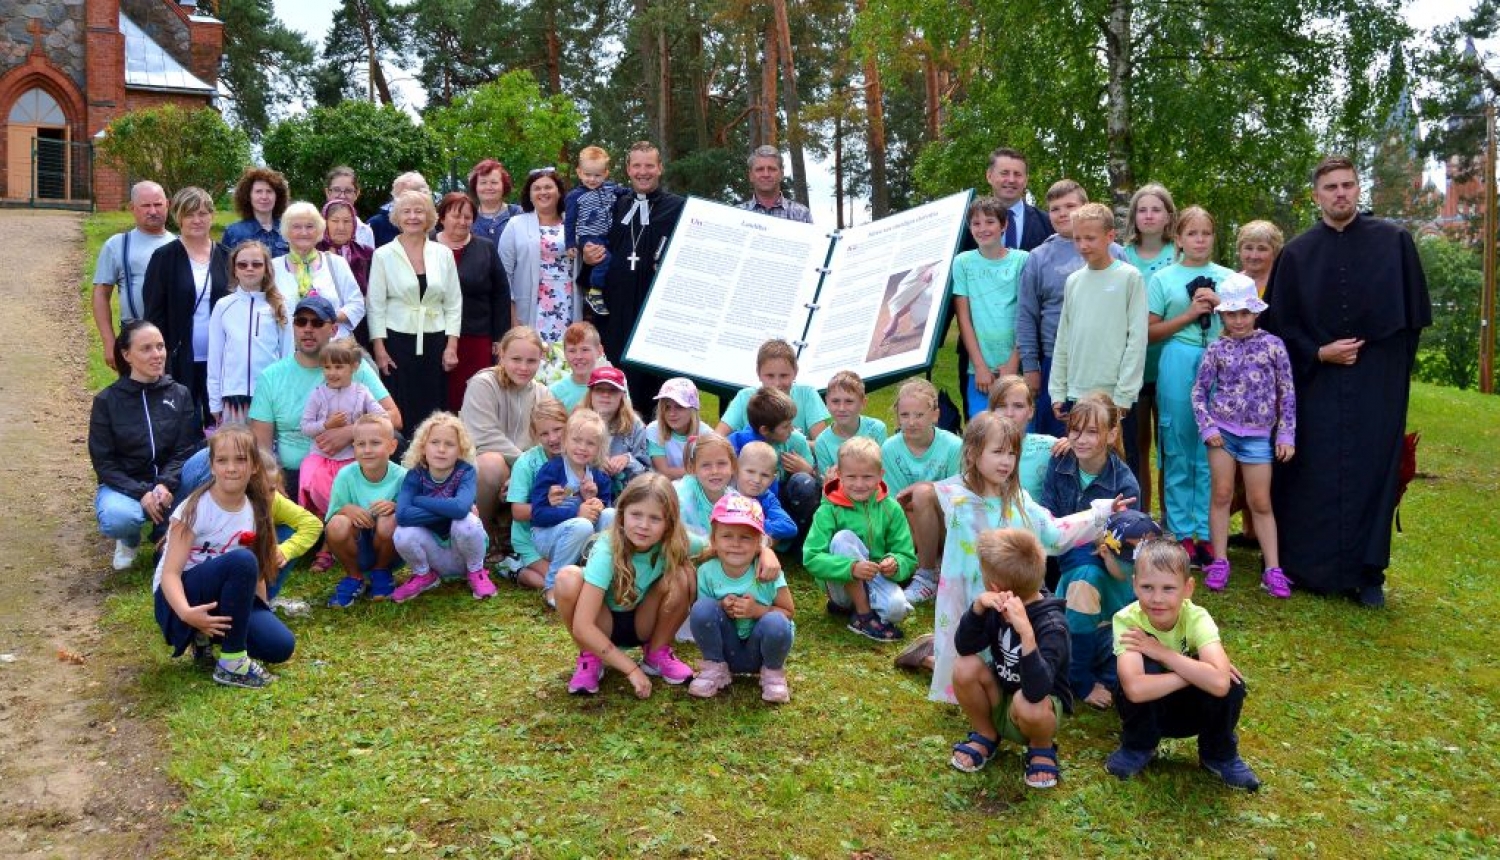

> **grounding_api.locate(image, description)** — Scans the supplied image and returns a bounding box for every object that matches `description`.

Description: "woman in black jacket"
[90,320,205,570]
[434,191,508,411]
[144,186,230,426]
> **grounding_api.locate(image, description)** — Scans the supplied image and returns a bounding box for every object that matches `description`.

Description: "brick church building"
[1,0,222,208]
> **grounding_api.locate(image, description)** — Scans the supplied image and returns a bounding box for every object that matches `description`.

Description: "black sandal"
[847,611,903,642]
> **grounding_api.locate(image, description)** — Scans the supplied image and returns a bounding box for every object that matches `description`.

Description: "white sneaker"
[111,540,138,571]
[904,569,938,604]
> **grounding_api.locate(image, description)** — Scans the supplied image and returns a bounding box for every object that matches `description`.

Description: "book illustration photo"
[622,191,973,393]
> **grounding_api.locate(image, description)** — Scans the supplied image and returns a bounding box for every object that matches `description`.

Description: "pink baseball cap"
[588,366,628,391]
[710,494,765,534]
[653,377,700,409]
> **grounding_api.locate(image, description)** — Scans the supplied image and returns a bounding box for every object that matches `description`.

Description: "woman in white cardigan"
[271,201,366,341]
[368,190,463,432]
[498,168,580,342]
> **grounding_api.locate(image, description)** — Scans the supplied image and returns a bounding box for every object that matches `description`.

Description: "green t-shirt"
[548,376,588,412]
[720,383,831,437]
[1147,262,1234,348]
[695,557,791,639]
[325,460,407,521]
[248,356,390,469]
[881,428,962,495]
[583,531,705,611]
[952,247,1028,369]
[1112,598,1220,657]
[813,415,889,475]
[506,445,549,564]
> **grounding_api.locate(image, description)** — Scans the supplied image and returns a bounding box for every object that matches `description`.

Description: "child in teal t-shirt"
[714,338,830,440]
[814,370,889,477]
[323,415,408,606]
[687,494,796,703]
[954,196,1029,418]
[504,398,569,597]
[881,378,962,605]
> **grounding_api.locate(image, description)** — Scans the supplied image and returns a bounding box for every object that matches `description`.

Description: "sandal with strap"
[847,611,903,642]
[1024,745,1061,789]
[950,732,999,773]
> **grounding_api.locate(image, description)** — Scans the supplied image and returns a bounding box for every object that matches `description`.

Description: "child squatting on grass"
[948,527,1071,789]
[555,473,699,696]
[687,494,797,703]
[323,414,406,607]
[391,412,494,603]
[153,426,299,689]
[1106,537,1261,791]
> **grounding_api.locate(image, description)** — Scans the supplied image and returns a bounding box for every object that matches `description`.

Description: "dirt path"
[0,211,171,857]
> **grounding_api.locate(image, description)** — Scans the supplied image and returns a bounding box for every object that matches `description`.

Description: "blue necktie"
[1004,208,1019,248]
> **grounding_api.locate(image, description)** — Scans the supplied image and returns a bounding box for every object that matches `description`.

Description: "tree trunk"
[744,36,763,146]
[637,0,660,143]
[923,54,940,140]
[771,0,809,204]
[857,0,889,218]
[355,0,392,105]
[834,106,845,228]
[690,12,710,150]
[762,19,779,148]
[1104,0,1135,219]
[656,26,672,155]
[544,6,563,95]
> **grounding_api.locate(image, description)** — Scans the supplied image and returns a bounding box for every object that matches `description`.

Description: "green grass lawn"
[85,214,1500,858]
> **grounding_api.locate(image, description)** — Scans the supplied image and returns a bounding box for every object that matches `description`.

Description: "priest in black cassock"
[583,141,685,413]
[1261,155,1431,607]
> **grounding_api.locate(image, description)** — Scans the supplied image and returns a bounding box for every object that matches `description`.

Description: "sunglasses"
[293,317,329,329]
[234,260,266,270]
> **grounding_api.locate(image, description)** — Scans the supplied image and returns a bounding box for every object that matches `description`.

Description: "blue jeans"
[179,447,211,499]
[823,530,913,624]
[154,548,295,662]
[1030,355,1066,437]
[779,473,820,537]
[95,485,148,547]
[532,508,616,588]
[689,597,794,671]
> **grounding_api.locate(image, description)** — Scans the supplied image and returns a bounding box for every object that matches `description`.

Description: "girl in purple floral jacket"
[1191,274,1296,598]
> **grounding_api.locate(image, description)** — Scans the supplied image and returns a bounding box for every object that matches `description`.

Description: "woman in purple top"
[1190,274,1296,599]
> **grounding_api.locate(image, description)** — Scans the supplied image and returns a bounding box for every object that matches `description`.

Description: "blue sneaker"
[367,569,395,601]
[1200,755,1261,791]
[1105,746,1156,780]
[327,575,367,608]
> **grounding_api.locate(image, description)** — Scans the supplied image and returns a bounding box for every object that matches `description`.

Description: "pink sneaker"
[760,668,791,703]
[1262,567,1292,599]
[688,661,731,698]
[467,568,497,600]
[391,571,441,603]
[641,646,694,684]
[310,550,336,573]
[568,653,603,694]
[1204,558,1231,592]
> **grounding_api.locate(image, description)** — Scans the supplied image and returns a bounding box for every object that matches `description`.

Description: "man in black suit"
[952,148,1054,397]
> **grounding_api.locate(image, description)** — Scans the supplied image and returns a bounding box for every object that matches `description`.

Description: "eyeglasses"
[327,186,358,197]
[293,317,329,329]
[234,260,266,270]
[528,167,557,177]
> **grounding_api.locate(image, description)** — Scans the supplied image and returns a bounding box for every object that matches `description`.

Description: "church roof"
[121,13,215,95]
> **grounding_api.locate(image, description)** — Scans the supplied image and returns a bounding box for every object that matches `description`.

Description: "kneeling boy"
[949,528,1071,789]
[325,415,407,606]
[1106,538,1260,790]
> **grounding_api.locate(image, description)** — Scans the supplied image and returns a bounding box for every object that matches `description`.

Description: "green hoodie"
[802,478,918,585]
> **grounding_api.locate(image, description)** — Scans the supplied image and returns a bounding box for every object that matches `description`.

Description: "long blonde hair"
[960,412,1028,524]
[227,240,288,326]
[495,326,546,390]
[402,412,477,470]
[608,474,691,609]
[177,426,279,585]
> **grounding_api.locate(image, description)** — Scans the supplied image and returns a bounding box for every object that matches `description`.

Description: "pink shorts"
[298,452,351,517]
